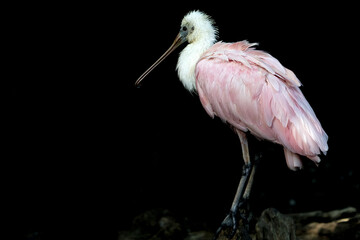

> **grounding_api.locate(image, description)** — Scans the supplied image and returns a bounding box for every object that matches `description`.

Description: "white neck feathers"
[176,10,217,92]
[176,40,212,92]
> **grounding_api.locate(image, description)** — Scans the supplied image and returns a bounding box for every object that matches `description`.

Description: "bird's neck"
[176,39,214,92]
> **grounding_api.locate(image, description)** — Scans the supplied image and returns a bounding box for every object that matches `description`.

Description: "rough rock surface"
[118,207,360,240]
[289,207,360,240]
[256,208,296,240]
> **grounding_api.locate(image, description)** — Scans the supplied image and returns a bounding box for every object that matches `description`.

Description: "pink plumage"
[136,11,330,237]
[195,41,328,170]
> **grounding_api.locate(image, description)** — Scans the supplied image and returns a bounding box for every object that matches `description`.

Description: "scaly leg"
[234,131,261,205]
[243,153,261,201]
[230,130,251,212]
[214,130,253,240]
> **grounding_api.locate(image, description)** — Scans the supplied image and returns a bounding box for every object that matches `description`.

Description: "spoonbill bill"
[135,10,328,239]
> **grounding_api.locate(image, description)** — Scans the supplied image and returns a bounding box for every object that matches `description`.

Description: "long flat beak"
[135,33,185,86]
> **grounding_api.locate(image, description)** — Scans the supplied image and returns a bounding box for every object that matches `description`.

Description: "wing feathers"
[196,41,328,170]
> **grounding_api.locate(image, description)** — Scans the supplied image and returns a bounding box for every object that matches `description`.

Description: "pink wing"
[195,41,328,170]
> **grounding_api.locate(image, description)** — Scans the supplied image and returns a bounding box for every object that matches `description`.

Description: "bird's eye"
[191,26,194,31]
[182,26,187,31]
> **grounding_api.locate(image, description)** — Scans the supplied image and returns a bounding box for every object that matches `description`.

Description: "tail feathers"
[284,148,322,171]
[308,155,321,167]
[284,148,303,171]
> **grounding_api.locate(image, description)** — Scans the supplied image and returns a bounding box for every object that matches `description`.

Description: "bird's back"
[195,41,328,170]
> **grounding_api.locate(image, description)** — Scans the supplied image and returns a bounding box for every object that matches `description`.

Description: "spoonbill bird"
[135,10,328,239]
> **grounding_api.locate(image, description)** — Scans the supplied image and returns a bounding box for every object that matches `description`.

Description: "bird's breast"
[177,41,213,92]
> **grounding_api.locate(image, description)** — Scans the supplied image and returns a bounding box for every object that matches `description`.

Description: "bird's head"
[135,10,217,86]
[179,10,217,44]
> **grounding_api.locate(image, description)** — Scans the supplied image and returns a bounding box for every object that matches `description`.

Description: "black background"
[7,2,359,239]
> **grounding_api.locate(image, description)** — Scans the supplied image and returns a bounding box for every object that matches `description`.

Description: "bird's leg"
[237,153,260,233]
[230,131,251,211]
[214,131,253,240]
[214,164,252,240]
[242,152,261,202]
[228,152,261,240]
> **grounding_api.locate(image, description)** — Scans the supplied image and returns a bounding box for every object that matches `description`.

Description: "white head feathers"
[180,10,218,44]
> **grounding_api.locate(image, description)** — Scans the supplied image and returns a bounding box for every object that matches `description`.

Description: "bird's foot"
[214,210,237,239]
[213,203,251,240]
